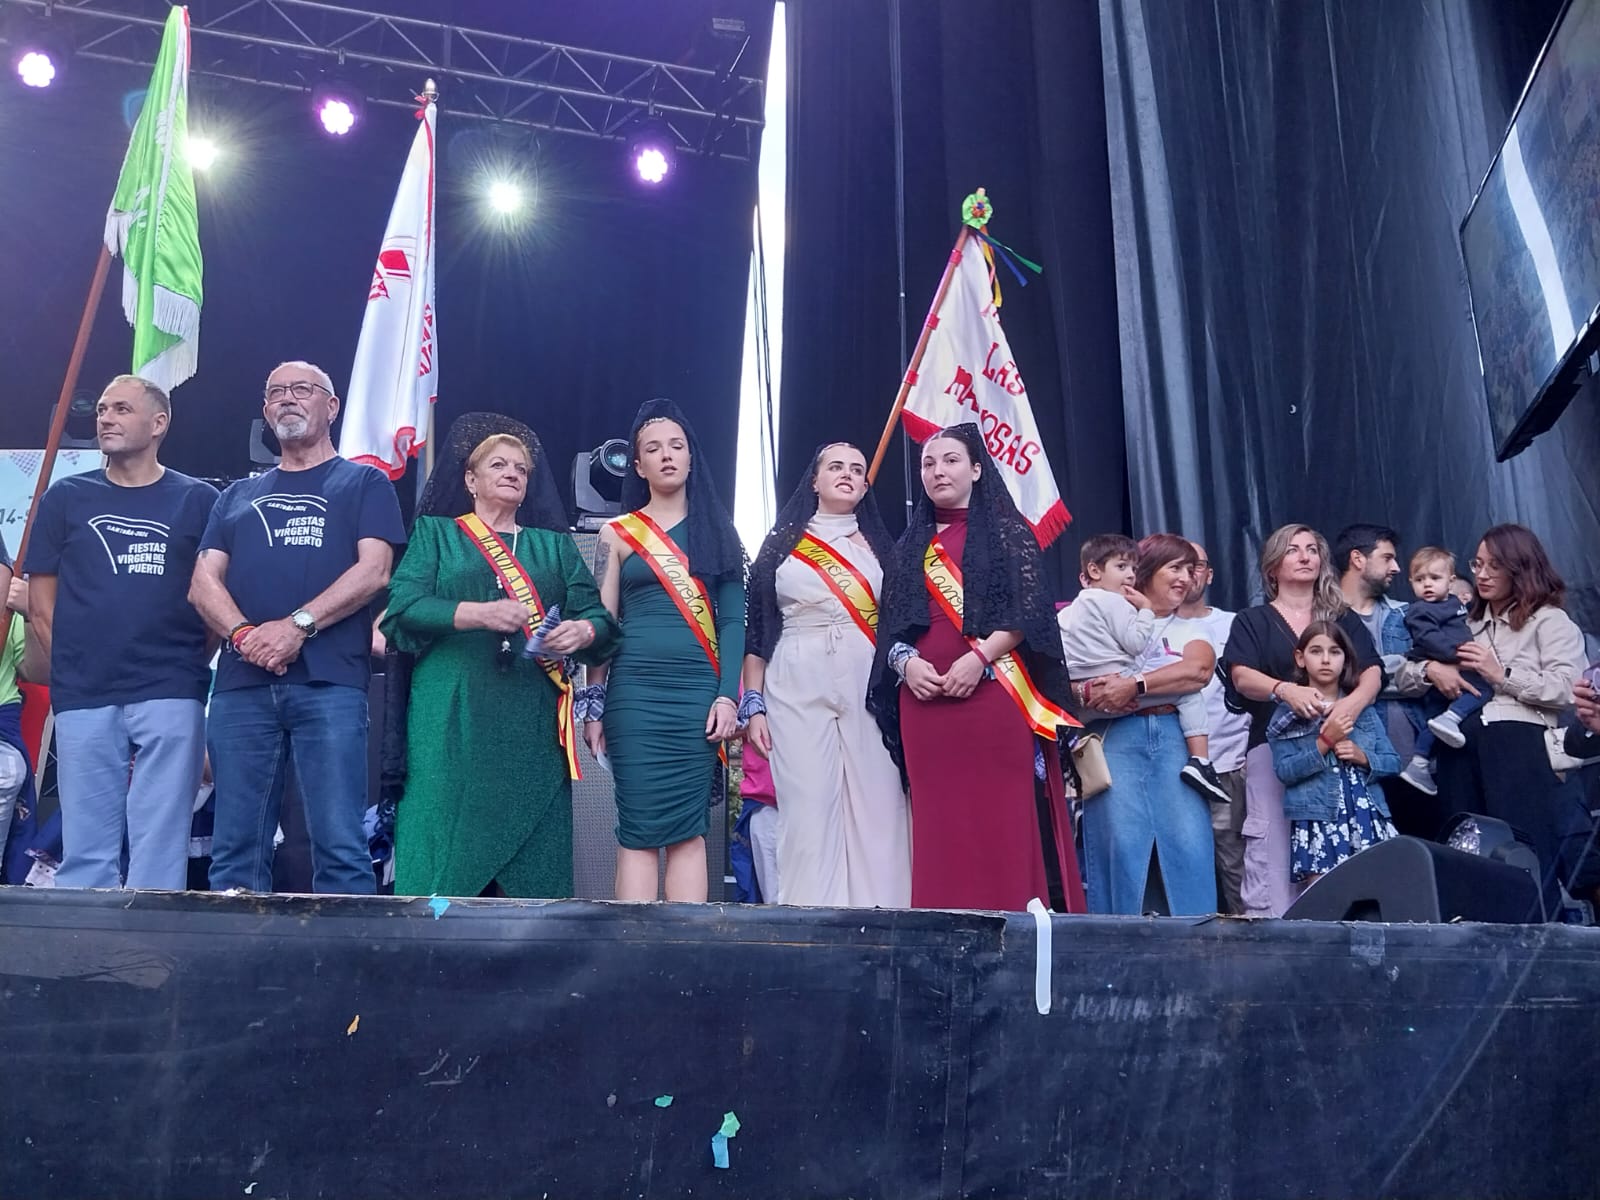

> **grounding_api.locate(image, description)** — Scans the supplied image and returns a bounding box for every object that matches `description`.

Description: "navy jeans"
[207,683,375,894]
[1410,667,1491,758]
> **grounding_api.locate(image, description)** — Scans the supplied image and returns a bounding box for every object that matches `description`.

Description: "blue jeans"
[1081,711,1216,915]
[54,698,205,890]
[1411,668,1491,758]
[207,684,375,894]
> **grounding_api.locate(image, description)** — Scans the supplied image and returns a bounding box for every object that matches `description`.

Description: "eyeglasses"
[264,381,331,404]
[1468,558,1502,575]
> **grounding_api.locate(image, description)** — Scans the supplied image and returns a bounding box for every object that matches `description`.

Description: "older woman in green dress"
[382,414,618,898]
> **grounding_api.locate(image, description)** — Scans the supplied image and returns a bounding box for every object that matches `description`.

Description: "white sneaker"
[1400,754,1438,796]
[1427,710,1466,750]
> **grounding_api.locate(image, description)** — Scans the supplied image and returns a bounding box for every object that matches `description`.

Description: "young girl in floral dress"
[1268,621,1400,883]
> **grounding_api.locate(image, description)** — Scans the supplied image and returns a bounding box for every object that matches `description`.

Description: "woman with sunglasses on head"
[867,424,1084,913]
[742,442,910,908]
[382,414,617,899]
[1432,524,1588,912]
[583,399,746,903]
[1221,524,1383,917]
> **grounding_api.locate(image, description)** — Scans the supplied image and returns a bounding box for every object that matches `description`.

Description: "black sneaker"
[1180,758,1232,805]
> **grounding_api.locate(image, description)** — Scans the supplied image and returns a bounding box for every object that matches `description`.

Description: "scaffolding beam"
[8,0,765,159]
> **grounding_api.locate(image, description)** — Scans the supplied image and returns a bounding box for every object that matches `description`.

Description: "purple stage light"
[17,50,57,89]
[318,98,357,136]
[634,145,671,184]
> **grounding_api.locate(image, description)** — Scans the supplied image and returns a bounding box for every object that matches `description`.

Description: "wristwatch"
[1134,674,1148,696]
[290,608,319,639]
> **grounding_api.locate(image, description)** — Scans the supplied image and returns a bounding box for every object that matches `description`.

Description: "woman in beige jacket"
[1433,524,1588,912]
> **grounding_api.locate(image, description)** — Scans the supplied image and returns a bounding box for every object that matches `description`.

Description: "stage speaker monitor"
[249,418,282,466]
[1283,836,1543,925]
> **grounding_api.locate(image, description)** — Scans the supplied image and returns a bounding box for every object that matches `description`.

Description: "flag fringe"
[104,208,137,259]
[901,408,942,444]
[119,266,139,327]
[348,425,424,481]
[152,285,201,340]
[136,336,198,395]
[1030,498,1072,548]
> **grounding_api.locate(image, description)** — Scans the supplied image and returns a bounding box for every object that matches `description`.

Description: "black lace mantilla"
[414,411,570,531]
[865,422,1071,776]
[745,442,896,662]
[618,397,746,587]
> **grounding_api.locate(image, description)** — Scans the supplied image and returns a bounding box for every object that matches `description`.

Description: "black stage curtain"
[1099,0,1600,623]
[781,0,1129,595]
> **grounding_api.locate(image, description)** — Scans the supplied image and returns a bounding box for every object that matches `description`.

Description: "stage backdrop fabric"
[1098,0,1600,625]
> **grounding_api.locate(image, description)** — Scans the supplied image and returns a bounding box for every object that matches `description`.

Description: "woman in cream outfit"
[741,443,910,908]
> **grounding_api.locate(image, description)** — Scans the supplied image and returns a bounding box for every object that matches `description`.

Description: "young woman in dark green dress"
[582,399,745,903]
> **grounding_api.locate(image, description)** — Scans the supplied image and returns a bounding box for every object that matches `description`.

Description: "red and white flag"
[340,101,437,478]
[900,232,1070,545]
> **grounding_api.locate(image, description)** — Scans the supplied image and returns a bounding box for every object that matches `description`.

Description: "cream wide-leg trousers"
[765,615,910,908]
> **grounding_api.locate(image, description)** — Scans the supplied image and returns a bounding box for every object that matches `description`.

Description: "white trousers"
[766,616,910,908]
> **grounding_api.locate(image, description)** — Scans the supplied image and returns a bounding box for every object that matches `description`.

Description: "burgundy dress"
[897,515,1085,912]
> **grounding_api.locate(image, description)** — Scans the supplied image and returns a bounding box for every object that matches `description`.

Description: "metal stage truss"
[7,0,766,159]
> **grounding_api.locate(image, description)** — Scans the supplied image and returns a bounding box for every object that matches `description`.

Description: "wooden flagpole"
[866,225,970,484]
[15,244,113,571]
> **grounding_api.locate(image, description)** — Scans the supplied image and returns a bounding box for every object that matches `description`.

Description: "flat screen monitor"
[1461,0,1600,460]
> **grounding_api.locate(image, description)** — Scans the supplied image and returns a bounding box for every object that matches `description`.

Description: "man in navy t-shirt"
[190,360,405,894]
[28,374,218,890]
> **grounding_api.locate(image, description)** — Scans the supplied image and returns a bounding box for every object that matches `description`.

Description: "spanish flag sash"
[922,537,1078,739]
[790,534,878,645]
[608,511,721,677]
[456,513,582,780]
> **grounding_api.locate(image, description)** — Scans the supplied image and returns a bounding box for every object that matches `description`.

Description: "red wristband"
[230,623,256,648]
[973,644,992,666]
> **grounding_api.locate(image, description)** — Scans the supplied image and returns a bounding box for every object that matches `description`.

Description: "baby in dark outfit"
[1398,547,1489,796]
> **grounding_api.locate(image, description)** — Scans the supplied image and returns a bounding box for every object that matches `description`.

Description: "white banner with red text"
[900,234,1069,545]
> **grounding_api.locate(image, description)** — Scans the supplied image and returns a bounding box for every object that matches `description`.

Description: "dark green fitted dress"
[382,515,618,898]
[604,519,744,849]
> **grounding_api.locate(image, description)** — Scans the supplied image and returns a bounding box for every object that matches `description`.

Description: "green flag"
[103,5,202,392]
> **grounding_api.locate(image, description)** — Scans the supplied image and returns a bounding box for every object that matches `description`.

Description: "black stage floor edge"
[2,890,1598,1200]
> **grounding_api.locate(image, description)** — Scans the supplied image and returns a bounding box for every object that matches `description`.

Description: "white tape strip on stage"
[1026,897,1052,1015]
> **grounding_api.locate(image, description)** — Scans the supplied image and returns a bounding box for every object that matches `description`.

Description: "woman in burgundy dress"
[867,424,1085,912]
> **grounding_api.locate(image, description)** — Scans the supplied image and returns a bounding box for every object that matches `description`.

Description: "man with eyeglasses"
[190,361,405,893]
[26,374,218,890]
[1176,542,1249,914]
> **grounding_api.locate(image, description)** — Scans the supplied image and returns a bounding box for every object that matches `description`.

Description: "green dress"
[604,519,744,849]
[382,516,618,898]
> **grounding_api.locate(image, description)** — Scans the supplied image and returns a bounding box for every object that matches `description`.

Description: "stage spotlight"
[636,147,670,184]
[627,119,677,185]
[311,78,364,137]
[63,389,99,449]
[16,49,56,88]
[486,179,524,215]
[318,97,356,136]
[185,135,220,171]
[572,437,629,528]
[8,13,69,89]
